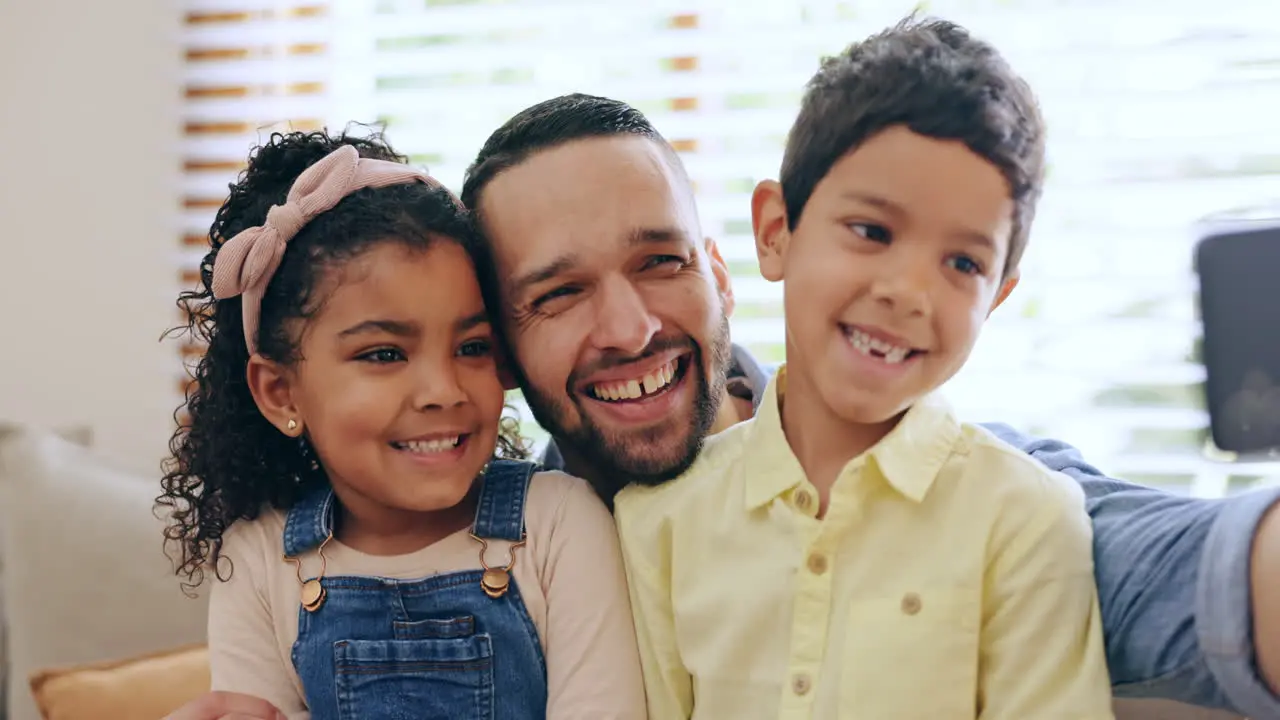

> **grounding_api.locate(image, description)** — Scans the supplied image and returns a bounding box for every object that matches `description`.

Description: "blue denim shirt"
[541,344,1280,718]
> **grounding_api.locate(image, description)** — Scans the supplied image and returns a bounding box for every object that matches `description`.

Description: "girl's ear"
[246,353,305,437]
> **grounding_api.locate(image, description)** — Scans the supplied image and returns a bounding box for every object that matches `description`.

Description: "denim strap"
[282,486,336,557]
[471,460,537,542]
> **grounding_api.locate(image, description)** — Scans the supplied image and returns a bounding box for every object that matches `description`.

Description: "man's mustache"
[568,335,698,386]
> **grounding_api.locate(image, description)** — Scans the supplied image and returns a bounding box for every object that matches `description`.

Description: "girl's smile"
[279,241,507,548]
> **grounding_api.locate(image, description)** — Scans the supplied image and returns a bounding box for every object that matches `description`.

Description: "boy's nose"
[872,261,931,317]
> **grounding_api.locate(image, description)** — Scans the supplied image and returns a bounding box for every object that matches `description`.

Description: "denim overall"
[283,460,548,719]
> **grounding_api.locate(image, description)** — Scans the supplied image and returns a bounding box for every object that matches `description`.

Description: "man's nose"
[412,358,467,410]
[588,276,660,356]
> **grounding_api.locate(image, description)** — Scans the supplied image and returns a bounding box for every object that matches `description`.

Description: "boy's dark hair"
[461,93,668,216]
[782,16,1046,274]
[159,127,527,590]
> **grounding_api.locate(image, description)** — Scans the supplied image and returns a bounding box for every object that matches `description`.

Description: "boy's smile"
[755,125,1020,445]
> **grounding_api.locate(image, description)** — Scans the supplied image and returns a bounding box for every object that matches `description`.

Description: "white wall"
[0,1,182,473]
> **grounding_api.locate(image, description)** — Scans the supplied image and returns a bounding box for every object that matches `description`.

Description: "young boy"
[613,16,1114,720]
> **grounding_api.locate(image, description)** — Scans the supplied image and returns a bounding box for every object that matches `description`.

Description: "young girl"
[159,129,645,719]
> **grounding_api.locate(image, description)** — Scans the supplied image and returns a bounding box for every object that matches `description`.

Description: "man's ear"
[497,356,519,392]
[989,270,1020,316]
[494,337,520,391]
[498,365,518,392]
[751,180,789,282]
[245,353,305,438]
[704,236,735,317]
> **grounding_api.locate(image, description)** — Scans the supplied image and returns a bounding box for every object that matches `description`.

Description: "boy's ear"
[703,236,735,317]
[989,270,1020,316]
[751,180,789,282]
[245,353,305,438]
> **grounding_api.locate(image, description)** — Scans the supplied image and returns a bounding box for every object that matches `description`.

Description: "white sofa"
[0,424,1250,720]
[0,425,208,720]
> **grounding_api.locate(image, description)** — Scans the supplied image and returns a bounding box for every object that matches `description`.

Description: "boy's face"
[753,125,1020,426]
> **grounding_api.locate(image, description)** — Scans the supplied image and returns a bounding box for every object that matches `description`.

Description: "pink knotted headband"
[210,144,453,353]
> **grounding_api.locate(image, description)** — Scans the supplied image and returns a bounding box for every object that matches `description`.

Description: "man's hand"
[163,691,286,720]
[1252,500,1280,696]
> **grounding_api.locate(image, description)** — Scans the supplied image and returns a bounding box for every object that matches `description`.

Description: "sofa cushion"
[28,645,208,720]
[0,426,208,720]
[0,425,93,720]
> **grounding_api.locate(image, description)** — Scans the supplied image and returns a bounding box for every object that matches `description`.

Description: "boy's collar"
[742,364,961,509]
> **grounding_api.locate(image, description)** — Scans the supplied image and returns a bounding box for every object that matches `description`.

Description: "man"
[169,94,1280,719]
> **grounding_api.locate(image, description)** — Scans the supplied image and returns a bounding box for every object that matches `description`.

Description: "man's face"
[476,136,734,493]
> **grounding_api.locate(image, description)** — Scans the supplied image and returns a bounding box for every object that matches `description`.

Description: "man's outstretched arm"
[981,422,1280,719]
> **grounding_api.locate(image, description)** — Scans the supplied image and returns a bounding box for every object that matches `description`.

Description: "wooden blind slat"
[184,118,323,135]
[184,82,325,100]
[185,5,325,25]
[186,43,327,61]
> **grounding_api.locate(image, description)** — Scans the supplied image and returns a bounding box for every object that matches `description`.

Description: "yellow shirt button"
[901,592,922,615]
[794,489,813,511]
[792,672,812,696]
[806,553,828,575]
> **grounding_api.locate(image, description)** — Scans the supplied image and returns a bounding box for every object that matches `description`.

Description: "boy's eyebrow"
[842,191,907,217]
[842,190,996,250]
[954,231,996,252]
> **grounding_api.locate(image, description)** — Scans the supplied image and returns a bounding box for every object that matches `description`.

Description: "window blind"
[180,0,1280,495]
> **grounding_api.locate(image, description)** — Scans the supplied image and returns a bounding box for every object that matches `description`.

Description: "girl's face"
[272,240,506,536]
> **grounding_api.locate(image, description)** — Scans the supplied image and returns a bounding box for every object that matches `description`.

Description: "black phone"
[1194,212,1280,455]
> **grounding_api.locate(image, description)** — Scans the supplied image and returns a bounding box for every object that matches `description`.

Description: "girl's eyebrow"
[454,311,490,333]
[338,318,418,338]
[338,311,489,339]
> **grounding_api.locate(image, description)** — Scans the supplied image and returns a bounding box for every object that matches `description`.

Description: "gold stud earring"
[287,418,298,433]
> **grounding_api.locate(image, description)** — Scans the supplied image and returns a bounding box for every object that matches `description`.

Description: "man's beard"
[517,313,732,500]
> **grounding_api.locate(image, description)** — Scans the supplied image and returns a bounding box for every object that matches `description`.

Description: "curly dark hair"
[159,127,528,591]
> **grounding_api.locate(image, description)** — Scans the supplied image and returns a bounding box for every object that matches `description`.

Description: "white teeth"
[399,436,460,453]
[847,328,912,364]
[589,359,679,402]
[884,347,908,364]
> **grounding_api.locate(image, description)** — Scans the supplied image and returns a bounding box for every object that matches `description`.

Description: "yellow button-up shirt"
[614,367,1113,719]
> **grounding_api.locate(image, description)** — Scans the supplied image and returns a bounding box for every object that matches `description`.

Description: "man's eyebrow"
[509,254,578,301]
[337,318,418,338]
[508,226,694,300]
[628,226,691,246]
